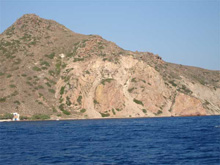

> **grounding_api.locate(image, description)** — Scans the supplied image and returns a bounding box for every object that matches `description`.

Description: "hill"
[0,14,219,120]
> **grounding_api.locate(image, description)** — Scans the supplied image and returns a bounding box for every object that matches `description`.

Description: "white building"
[12,112,20,121]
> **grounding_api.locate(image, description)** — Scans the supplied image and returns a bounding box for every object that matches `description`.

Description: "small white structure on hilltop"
[12,112,20,121]
[59,53,65,58]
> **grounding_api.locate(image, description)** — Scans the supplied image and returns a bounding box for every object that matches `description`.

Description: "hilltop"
[0,14,219,120]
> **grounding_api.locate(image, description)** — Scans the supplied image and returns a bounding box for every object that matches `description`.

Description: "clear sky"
[0,0,219,70]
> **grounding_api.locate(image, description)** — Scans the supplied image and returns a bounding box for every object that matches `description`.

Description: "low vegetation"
[133,98,144,106]
[142,109,147,113]
[9,84,16,88]
[62,110,71,115]
[100,112,110,117]
[77,95,82,105]
[32,66,41,71]
[60,86,65,95]
[0,113,13,120]
[128,87,135,93]
[116,108,121,111]
[156,110,162,115]
[31,114,50,120]
[45,52,55,59]
[112,109,116,115]
[48,89,55,94]
[0,97,6,102]
[80,109,86,113]
[66,96,71,106]
[73,58,84,62]
[169,80,177,87]
[101,78,113,85]
[20,116,30,120]
[131,78,137,82]
[94,99,99,104]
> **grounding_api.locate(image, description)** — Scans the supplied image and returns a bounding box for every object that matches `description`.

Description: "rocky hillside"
[0,14,219,119]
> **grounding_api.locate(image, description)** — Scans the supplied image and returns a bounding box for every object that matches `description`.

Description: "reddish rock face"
[172,93,207,116]
[94,80,125,115]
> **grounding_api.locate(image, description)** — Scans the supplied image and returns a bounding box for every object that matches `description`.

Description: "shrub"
[66,52,75,58]
[20,116,29,120]
[128,87,135,93]
[101,78,113,85]
[133,99,144,106]
[94,99,99,104]
[14,100,20,105]
[45,52,55,59]
[55,61,61,75]
[116,108,121,111]
[63,110,71,115]
[45,82,51,87]
[26,81,33,86]
[0,97,6,102]
[48,89,55,93]
[156,110,162,115]
[52,107,57,112]
[112,109,116,115]
[30,41,36,45]
[77,95,82,105]
[32,114,50,120]
[0,113,13,120]
[60,86,65,95]
[204,100,210,105]
[38,85,44,89]
[37,101,43,105]
[9,84,16,88]
[80,109,86,113]
[11,90,19,97]
[169,80,177,87]
[100,112,110,117]
[66,96,71,106]
[131,78,137,82]
[59,104,65,111]
[142,109,147,113]
[63,76,70,82]
[41,67,48,70]
[73,58,84,62]
[47,79,56,85]
[62,63,67,69]
[98,45,104,49]
[32,66,41,71]
[178,85,192,95]
[40,61,50,67]
[7,74,12,78]
[59,97,64,103]
[48,70,55,76]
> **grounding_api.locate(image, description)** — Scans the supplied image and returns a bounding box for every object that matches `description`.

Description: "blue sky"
[0,0,219,70]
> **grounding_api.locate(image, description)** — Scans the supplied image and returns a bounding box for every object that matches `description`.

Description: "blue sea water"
[0,116,220,165]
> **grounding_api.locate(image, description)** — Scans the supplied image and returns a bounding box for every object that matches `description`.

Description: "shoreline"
[0,114,219,122]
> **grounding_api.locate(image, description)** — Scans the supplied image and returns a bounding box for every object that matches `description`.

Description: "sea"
[0,116,220,165]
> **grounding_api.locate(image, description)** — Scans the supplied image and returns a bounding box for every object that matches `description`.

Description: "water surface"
[0,116,220,164]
